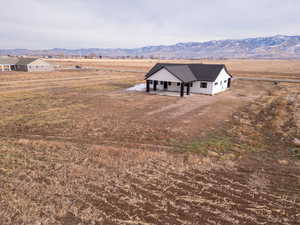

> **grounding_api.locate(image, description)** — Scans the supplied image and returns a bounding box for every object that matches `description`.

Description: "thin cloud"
[0,0,299,49]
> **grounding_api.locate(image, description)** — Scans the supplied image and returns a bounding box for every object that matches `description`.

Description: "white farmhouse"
[145,63,232,97]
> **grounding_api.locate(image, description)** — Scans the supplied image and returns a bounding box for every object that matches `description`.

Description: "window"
[177,82,181,86]
[200,82,207,88]
[149,80,153,84]
[160,81,163,85]
[190,83,193,87]
[214,82,218,85]
[224,80,227,83]
[168,82,171,86]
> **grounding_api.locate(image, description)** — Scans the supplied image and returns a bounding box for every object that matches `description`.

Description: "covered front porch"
[1,65,12,72]
[146,80,192,97]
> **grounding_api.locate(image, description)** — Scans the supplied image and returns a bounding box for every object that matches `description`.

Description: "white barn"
[145,63,233,97]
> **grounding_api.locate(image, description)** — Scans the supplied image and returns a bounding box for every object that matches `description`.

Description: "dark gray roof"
[145,63,232,82]
[165,65,196,82]
[0,56,19,65]
[15,58,39,65]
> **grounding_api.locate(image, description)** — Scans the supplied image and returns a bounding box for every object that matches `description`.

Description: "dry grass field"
[0,59,299,225]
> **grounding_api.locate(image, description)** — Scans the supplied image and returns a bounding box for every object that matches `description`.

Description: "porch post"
[163,81,168,90]
[146,80,150,92]
[186,83,190,95]
[180,83,184,97]
[153,80,157,91]
[227,78,231,88]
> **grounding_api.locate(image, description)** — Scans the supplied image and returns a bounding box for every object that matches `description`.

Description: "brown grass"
[0,59,299,224]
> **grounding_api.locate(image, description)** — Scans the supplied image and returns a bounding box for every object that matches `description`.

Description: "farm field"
[49,58,300,80]
[0,59,299,224]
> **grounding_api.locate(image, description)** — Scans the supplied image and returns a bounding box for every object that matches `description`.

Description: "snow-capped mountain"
[1,35,300,59]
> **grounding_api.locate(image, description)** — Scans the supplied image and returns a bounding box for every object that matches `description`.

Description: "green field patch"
[183,136,234,155]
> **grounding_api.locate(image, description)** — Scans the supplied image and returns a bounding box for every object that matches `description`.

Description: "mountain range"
[1,35,300,59]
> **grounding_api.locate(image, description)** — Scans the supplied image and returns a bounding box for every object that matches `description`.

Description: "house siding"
[146,68,181,82]
[190,81,214,95]
[26,59,54,72]
[211,68,231,95]
[156,81,181,92]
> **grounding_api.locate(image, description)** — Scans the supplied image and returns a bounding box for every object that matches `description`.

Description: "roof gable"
[147,67,182,82]
[146,63,231,82]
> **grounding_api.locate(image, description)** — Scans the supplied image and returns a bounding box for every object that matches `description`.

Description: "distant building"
[0,56,19,71]
[0,57,54,72]
[15,58,54,72]
[145,63,233,97]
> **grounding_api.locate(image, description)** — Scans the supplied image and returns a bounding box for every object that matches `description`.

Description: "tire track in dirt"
[146,95,217,118]
[0,73,137,85]
[80,161,299,225]
[0,135,174,151]
[146,91,241,120]
[1,136,299,225]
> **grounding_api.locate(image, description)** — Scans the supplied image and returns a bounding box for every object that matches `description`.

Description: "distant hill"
[1,35,300,59]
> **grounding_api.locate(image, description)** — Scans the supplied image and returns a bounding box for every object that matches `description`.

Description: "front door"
[163,81,168,90]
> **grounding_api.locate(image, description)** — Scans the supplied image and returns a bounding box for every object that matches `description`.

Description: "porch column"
[163,81,168,90]
[186,83,190,95]
[153,80,157,91]
[227,78,231,88]
[180,83,184,97]
[146,80,150,92]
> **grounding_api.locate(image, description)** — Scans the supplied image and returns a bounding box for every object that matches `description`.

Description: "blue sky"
[0,0,299,49]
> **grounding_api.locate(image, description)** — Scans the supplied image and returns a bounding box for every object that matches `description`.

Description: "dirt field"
[0,59,299,224]
[49,58,300,80]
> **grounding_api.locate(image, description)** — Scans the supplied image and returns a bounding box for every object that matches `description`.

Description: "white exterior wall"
[156,82,164,91]
[190,81,214,95]
[211,68,231,95]
[155,81,181,91]
[167,82,181,92]
[147,68,182,92]
[146,68,181,83]
[27,59,55,72]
